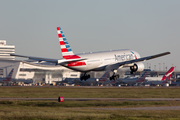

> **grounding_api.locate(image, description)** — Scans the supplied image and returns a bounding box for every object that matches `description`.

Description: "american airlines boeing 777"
[11,27,170,80]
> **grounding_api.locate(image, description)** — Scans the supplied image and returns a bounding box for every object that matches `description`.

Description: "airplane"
[61,78,79,85]
[170,80,180,86]
[117,70,149,85]
[62,70,110,85]
[10,27,170,80]
[143,67,175,86]
[81,70,110,85]
[0,69,14,83]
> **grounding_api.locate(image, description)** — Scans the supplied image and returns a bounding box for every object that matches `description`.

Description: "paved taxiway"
[0,98,180,101]
[1,97,180,110]
[91,106,180,110]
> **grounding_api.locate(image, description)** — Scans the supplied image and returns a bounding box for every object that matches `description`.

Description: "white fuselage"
[145,77,162,81]
[143,80,166,85]
[61,49,140,72]
[0,78,11,83]
[118,77,145,84]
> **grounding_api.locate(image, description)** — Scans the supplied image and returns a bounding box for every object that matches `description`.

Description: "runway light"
[58,96,64,102]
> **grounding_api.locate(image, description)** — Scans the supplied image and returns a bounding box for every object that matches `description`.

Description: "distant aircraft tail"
[140,71,148,79]
[161,67,175,81]
[3,69,14,82]
[57,27,75,59]
[98,71,110,82]
[136,71,148,82]
[7,69,14,79]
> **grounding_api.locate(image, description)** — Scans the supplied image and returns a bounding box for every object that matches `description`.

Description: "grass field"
[0,86,180,98]
[0,86,180,120]
[0,100,180,120]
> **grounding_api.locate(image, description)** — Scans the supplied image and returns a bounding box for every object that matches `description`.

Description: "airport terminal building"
[0,59,81,84]
[0,40,15,60]
[0,40,80,84]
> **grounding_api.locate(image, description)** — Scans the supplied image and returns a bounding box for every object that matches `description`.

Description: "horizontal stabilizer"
[10,53,87,65]
[10,54,59,63]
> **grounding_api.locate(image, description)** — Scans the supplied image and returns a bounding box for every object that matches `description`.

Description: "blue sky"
[0,0,180,71]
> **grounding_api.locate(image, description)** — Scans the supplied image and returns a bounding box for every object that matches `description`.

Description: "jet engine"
[130,62,144,74]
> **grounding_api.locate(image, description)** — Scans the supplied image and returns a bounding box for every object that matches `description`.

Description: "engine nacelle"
[130,62,144,73]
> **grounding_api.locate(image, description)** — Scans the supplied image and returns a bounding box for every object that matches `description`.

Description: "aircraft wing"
[11,52,170,70]
[10,54,87,64]
[105,52,170,70]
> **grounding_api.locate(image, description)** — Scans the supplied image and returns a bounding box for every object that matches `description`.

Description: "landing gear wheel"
[80,73,90,81]
[110,74,119,80]
[130,71,134,74]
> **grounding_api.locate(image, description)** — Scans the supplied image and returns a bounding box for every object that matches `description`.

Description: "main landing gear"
[80,73,90,81]
[130,71,135,74]
[110,72,119,80]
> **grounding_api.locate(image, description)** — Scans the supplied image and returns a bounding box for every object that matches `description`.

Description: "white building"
[0,40,15,60]
[0,59,80,84]
[0,40,81,84]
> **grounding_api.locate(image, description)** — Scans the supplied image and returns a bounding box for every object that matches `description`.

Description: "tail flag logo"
[57,27,74,58]
[3,69,14,82]
[57,27,86,66]
[161,67,174,81]
[130,51,137,59]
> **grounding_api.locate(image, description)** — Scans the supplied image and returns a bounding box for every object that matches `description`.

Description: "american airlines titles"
[114,54,134,61]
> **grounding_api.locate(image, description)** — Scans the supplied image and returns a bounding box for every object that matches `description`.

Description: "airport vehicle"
[143,67,174,86]
[117,70,148,85]
[0,69,14,83]
[11,27,170,80]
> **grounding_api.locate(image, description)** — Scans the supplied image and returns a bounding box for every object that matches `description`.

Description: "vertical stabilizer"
[99,71,110,82]
[140,71,148,79]
[7,69,14,79]
[137,71,148,82]
[3,69,14,82]
[57,27,74,59]
[161,67,175,81]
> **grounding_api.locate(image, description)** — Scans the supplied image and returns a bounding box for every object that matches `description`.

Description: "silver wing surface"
[11,52,170,70]
[105,52,170,70]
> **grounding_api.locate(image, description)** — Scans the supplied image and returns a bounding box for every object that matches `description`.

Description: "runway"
[91,106,180,110]
[0,98,180,101]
